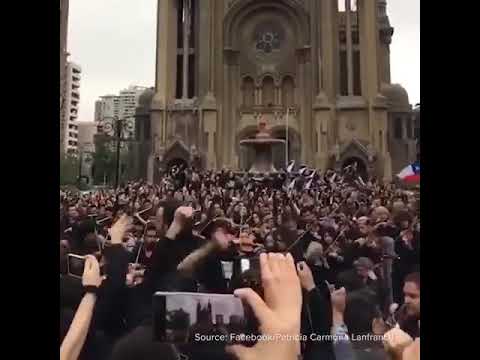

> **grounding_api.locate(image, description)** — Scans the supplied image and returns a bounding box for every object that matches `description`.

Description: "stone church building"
[134,0,416,183]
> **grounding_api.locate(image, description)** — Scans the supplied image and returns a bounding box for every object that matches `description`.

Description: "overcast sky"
[68,0,419,123]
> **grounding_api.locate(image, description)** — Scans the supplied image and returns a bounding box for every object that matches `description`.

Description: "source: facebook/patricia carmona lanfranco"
[194,333,389,343]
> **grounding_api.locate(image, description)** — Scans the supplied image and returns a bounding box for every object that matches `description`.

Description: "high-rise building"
[61,62,82,154]
[137,0,416,183]
[78,122,97,152]
[60,0,70,155]
[119,86,147,121]
[95,86,147,138]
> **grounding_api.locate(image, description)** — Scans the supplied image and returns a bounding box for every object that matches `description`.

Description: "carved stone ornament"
[346,119,356,132]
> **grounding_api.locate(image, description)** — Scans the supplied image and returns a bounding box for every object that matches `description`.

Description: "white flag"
[288,178,296,191]
[306,170,316,179]
[305,178,314,190]
[298,166,308,176]
[330,173,337,183]
[287,160,295,173]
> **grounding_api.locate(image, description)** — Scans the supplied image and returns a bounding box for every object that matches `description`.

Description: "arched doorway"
[342,157,368,180]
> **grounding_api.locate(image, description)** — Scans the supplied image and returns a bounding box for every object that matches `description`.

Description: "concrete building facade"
[139,0,415,182]
[61,62,82,154]
[60,0,70,155]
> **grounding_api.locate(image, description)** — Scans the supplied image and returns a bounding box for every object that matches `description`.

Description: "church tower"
[143,0,414,182]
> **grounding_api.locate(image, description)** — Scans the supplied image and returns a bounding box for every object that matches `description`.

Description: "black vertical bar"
[115,119,122,189]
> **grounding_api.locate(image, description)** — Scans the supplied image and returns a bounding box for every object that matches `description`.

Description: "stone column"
[182,0,190,99]
[318,0,338,101]
[313,1,336,169]
[359,0,381,140]
[203,109,217,169]
[359,0,392,181]
[198,0,214,100]
[149,0,178,180]
[345,0,354,96]
[313,102,332,171]
[153,0,178,106]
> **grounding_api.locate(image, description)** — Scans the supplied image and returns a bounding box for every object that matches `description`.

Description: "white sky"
[68,0,420,122]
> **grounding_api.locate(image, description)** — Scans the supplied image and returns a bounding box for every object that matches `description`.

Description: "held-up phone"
[67,254,86,279]
[153,292,258,345]
[67,253,105,279]
[287,231,314,264]
[230,256,262,295]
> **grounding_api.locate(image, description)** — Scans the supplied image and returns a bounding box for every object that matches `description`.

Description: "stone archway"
[224,0,310,50]
[337,139,376,180]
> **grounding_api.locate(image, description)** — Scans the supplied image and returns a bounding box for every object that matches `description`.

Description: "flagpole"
[285,107,289,169]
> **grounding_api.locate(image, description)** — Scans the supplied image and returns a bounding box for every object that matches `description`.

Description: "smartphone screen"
[68,253,105,278]
[153,292,257,345]
[67,254,86,279]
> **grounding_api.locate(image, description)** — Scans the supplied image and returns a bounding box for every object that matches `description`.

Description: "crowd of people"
[60,163,420,360]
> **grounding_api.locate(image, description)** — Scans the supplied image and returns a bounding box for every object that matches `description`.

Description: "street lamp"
[101,115,136,189]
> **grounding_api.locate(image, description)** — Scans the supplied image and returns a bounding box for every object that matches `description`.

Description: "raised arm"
[177,241,217,277]
[177,226,231,277]
[60,256,103,360]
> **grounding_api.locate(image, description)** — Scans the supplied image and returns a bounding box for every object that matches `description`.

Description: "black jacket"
[302,282,336,360]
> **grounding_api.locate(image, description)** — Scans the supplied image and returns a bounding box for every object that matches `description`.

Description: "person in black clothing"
[392,227,420,304]
[336,257,385,309]
[130,223,158,267]
[343,289,389,360]
[60,215,133,360]
[396,272,420,339]
[296,261,336,360]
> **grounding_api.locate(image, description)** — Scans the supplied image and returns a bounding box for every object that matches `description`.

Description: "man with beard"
[398,272,420,339]
[131,223,158,268]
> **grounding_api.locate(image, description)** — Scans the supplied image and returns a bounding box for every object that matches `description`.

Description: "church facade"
[135,0,416,183]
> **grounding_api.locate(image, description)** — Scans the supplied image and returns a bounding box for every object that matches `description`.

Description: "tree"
[60,153,80,185]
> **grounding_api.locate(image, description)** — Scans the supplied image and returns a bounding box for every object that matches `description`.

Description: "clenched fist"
[383,325,414,359]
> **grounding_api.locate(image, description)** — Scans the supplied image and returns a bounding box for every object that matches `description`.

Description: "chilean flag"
[397,162,420,183]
